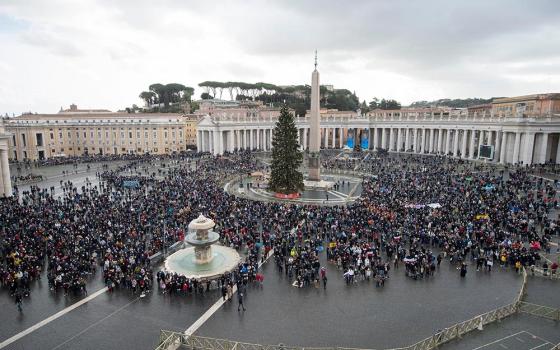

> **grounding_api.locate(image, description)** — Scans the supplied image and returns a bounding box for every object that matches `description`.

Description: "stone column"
[1,149,12,197]
[247,129,252,150]
[303,128,308,150]
[229,130,235,152]
[405,128,410,152]
[421,129,426,153]
[381,128,386,150]
[523,132,535,165]
[412,129,417,152]
[372,128,377,150]
[512,132,521,164]
[428,129,433,153]
[500,132,507,164]
[196,130,202,151]
[469,130,476,159]
[256,128,260,150]
[332,128,336,149]
[0,154,4,196]
[492,131,500,162]
[397,128,402,152]
[339,128,342,148]
[437,129,443,154]
[389,128,394,151]
[461,130,468,158]
[452,130,458,156]
[539,133,549,164]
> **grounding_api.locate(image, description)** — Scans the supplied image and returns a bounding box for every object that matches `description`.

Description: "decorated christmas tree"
[269,105,304,194]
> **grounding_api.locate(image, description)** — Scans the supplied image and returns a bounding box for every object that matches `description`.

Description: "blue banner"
[361,136,369,149]
[123,180,140,188]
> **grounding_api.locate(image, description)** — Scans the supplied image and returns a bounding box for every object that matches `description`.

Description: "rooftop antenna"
[314,50,318,70]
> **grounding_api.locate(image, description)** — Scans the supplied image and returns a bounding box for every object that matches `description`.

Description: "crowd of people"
[1,149,559,313]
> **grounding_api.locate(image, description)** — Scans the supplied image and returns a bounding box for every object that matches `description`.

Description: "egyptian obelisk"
[308,51,321,181]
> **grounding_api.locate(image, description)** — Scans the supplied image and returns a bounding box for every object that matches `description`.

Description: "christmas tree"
[269,105,304,194]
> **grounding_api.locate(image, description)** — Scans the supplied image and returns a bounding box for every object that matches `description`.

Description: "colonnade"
[196,119,560,165]
[197,128,275,154]
[371,127,558,165]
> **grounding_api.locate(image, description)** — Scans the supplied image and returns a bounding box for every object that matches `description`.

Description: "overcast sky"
[1,0,559,115]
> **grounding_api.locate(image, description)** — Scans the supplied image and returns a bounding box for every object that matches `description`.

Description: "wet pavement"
[195,252,523,349]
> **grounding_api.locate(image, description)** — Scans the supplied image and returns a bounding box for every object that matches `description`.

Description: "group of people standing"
[1,149,558,314]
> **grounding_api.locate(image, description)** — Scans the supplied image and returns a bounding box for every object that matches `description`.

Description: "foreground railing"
[518,301,560,321]
[156,268,559,350]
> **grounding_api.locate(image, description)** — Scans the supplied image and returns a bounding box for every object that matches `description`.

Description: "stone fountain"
[164,214,241,280]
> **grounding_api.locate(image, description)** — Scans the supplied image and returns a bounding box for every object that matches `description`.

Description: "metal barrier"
[155,268,558,350]
[518,301,560,321]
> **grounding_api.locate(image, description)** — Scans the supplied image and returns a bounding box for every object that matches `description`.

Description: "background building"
[491,93,560,118]
[5,106,199,160]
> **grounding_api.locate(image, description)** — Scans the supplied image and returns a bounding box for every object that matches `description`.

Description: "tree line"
[409,97,497,108]
[139,83,195,109]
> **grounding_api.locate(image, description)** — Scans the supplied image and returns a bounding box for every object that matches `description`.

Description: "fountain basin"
[184,231,220,246]
[164,245,241,280]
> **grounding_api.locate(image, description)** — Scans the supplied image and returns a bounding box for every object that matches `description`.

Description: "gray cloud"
[0,0,559,115]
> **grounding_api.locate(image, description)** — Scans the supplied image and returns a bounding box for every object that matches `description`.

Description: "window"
[129,131,133,138]
[21,134,26,147]
[50,133,54,140]
[36,134,43,147]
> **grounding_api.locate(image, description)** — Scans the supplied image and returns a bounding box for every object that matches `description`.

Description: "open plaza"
[0,148,559,350]
[1,2,560,349]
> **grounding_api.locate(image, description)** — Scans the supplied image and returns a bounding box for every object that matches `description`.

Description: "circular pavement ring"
[223,173,364,206]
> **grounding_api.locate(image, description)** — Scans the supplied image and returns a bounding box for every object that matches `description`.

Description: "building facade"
[5,107,199,160]
[197,94,560,165]
[492,93,560,118]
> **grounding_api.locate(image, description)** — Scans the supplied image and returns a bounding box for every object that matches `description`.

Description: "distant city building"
[5,106,199,160]
[491,93,560,118]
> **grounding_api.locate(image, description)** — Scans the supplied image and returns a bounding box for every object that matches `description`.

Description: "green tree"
[139,91,156,106]
[269,105,304,194]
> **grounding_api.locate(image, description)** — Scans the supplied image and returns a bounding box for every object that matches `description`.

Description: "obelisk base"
[308,152,321,181]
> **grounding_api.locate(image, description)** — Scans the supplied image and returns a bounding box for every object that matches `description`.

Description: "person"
[221,284,227,301]
[15,292,23,312]
[226,282,233,301]
[460,262,467,278]
[320,267,327,290]
[237,290,246,311]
